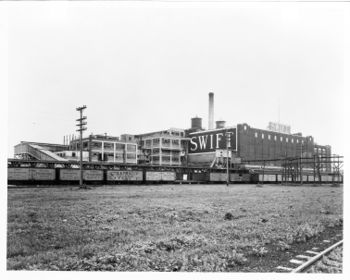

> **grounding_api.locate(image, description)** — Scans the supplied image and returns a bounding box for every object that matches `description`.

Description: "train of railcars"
[7,159,342,186]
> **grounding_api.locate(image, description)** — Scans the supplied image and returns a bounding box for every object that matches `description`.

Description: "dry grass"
[7,184,343,271]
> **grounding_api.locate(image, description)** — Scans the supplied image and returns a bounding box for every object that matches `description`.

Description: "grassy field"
[7,184,343,271]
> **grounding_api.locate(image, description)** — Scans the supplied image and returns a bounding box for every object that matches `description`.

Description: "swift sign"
[188,128,236,154]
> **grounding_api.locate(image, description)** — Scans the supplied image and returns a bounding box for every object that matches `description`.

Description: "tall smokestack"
[208,92,214,130]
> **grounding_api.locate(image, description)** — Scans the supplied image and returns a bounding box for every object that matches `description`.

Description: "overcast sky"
[6,2,346,156]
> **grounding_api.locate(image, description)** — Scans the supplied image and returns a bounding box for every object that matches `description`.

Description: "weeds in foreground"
[7,185,343,271]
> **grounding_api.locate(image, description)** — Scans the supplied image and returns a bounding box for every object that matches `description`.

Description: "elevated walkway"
[29,144,68,161]
[15,142,68,161]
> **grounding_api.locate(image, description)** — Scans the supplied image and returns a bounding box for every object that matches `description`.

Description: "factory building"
[135,128,186,166]
[184,93,332,171]
[185,119,332,171]
[12,92,333,172]
[236,123,314,161]
[68,134,138,164]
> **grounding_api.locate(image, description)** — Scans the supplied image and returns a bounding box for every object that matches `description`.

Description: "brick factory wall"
[237,124,315,164]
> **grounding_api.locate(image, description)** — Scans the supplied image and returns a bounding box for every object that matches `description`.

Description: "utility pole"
[76,105,87,188]
[262,161,265,185]
[300,143,303,185]
[313,154,316,182]
[226,130,231,186]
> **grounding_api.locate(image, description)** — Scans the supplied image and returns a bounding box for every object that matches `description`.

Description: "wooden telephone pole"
[226,131,231,186]
[76,105,87,188]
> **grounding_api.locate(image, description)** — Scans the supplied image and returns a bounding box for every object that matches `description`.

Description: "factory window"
[172,139,180,146]
[91,141,102,149]
[104,153,114,161]
[162,156,171,162]
[162,138,170,146]
[104,142,113,150]
[302,140,304,144]
[261,133,264,139]
[244,125,247,130]
[296,139,299,144]
[268,134,271,140]
[115,153,123,160]
[126,153,136,159]
[286,138,289,143]
[254,132,258,138]
[98,153,103,161]
[280,136,283,142]
[291,138,294,143]
[172,157,180,163]
[152,148,160,154]
[145,140,151,147]
[162,150,171,156]
[115,143,125,150]
[72,152,76,157]
[153,139,160,145]
[274,135,277,141]
[127,144,136,152]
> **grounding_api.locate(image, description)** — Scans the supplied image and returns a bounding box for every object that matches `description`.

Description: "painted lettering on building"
[189,128,236,153]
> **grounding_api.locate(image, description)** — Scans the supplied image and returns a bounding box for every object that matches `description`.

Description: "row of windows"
[163,130,185,137]
[91,152,137,160]
[144,138,181,146]
[75,141,137,151]
[314,147,328,154]
[151,156,180,162]
[151,149,180,155]
[89,143,136,151]
[253,132,306,144]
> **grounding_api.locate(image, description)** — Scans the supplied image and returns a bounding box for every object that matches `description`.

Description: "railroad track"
[276,238,343,273]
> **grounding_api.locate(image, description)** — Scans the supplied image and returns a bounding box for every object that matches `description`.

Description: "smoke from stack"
[208,92,214,130]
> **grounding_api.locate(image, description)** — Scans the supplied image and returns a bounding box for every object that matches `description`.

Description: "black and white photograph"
[1,0,349,277]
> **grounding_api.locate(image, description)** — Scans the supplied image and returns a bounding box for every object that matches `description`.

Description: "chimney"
[208,92,214,130]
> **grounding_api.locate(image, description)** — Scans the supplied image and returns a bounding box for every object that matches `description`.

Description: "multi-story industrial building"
[68,134,138,164]
[236,123,315,161]
[135,128,186,166]
[185,120,332,171]
[184,92,332,171]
